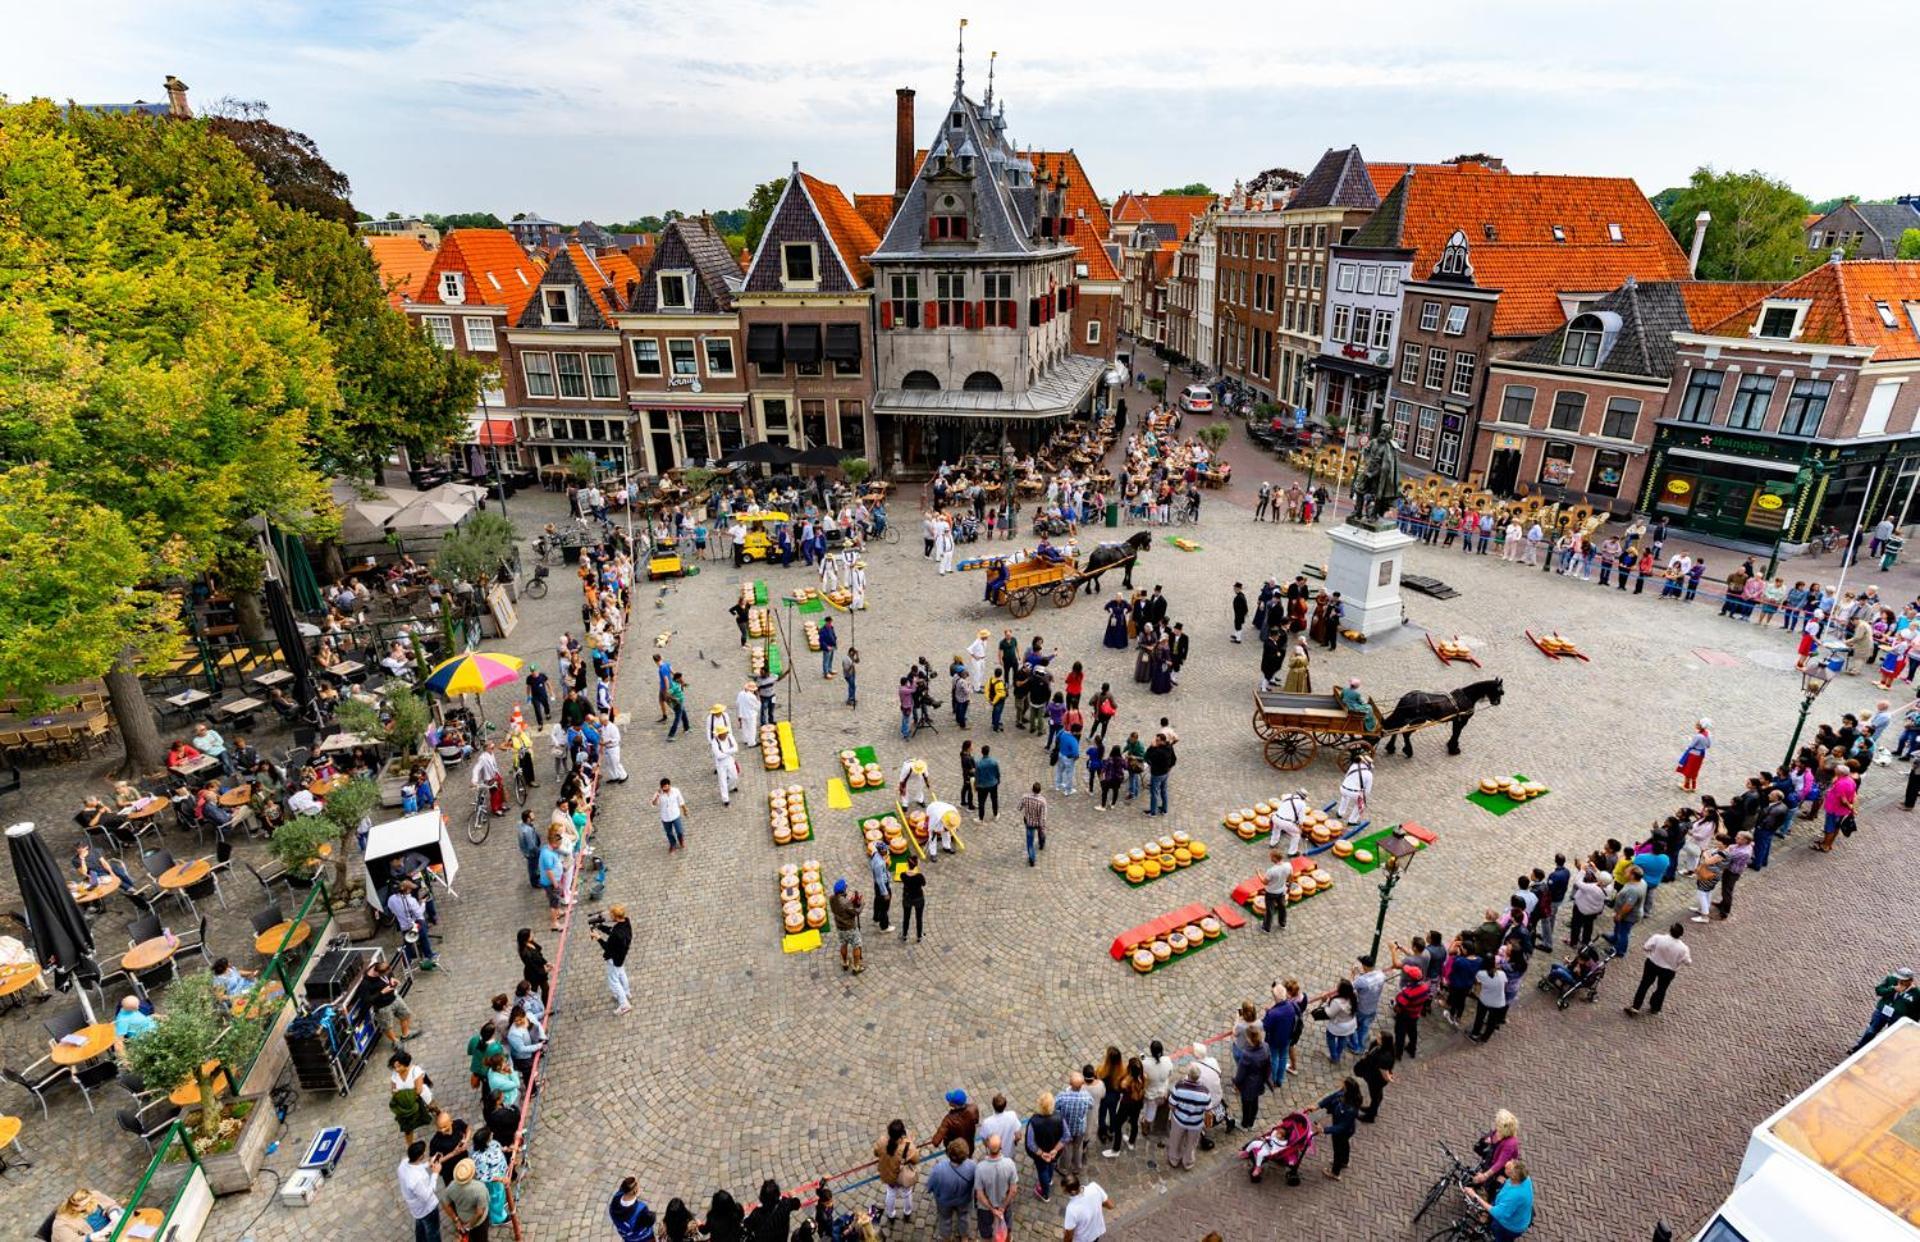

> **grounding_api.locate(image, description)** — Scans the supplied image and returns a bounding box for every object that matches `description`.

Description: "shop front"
[632,401,750,474]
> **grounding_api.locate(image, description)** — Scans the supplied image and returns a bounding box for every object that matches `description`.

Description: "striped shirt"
[1054,1088,1090,1139]
[1167,1080,1211,1130]
[1019,792,1048,829]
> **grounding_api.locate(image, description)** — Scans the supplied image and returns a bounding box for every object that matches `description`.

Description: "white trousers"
[603,742,626,782]
[716,758,739,802]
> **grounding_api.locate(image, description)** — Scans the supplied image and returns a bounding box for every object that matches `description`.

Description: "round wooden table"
[125,798,168,821]
[49,1023,115,1065]
[156,859,211,890]
[254,920,310,956]
[218,785,253,808]
[0,1115,19,1150]
[121,937,177,974]
[69,875,120,905]
[168,1060,229,1108]
[131,1207,165,1228]
[0,963,42,999]
[308,775,347,797]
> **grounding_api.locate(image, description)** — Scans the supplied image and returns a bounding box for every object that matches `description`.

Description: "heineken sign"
[1662,427,1805,463]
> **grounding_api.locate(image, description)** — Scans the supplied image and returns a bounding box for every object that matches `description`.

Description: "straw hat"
[977,629,990,639]
[711,704,727,715]
[911,759,927,775]
[453,1159,476,1183]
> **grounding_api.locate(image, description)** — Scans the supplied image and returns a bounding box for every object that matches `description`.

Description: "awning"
[746,323,783,366]
[785,323,822,364]
[475,418,517,447]
[824,323,862,363]
[1307,353,1389,380]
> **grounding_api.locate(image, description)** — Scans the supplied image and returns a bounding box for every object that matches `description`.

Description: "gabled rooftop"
[1513,278,1781,377]
[1288,146,1380,212]
[1699,260,1920,362]
[413,228,544,321]
[363,235,437,309]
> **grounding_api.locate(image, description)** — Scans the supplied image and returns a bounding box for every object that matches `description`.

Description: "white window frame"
[702,336,736,378]
[423,315,454,350]
[667,337,699,377]
[630,337,662,377]
[553,351,587,399]
[1859,379,1904,437]
[1335,263,1356,292]
[1451,352,1477,398]
[522,351,555,398]
[586,353,619,399]
[780,242,820,291]
[461,316,496,351]
[1401,343,1422,384]
[1380,269,1400,296]
[1415,407,1439,459]
[1754,300,1808,340]
[1607,222,1623,242]
[1330,305,1351,343]
[658,269,693,311]
[439,272,465,304]
[1372,310,1394,351]
[541,287,577,327]
[1352,307,1374,347]
[1086,320,1102,345]
[1419,301,1442,332]
[1358,266,1379,295]
[1424,347,1449,391]
[1443,305,1469,336]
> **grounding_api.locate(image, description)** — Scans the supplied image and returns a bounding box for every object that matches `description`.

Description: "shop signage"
[1495,434,1523,450]
[1665,478,1692,496]
[1753,493,1784,510]
[1663,427,1803,462]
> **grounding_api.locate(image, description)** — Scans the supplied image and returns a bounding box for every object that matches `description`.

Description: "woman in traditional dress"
[1103,593,1131,650]
[1676,718,1712,793]
[1149,638,1175,695]
[1309,593,1333,646]
[1260,627,1286,688]
[1134,623,1157,684]
[1288,592,1310,635]
[1282,642,1313,694]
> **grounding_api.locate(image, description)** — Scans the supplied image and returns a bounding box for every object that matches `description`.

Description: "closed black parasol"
[263,536,321,727]
[792,445,850,468]
[6,821,99,1014]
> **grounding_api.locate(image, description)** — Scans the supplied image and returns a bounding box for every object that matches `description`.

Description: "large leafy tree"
[1160,182,1215,196]
[424,210,505,231]
[205,98,356,224]
[1660,167,1811,281]
[741,178,787,253]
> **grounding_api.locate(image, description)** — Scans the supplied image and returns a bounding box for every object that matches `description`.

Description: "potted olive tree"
[337,689,441,809]
[125,973,277,1195]
[270,775,380,908]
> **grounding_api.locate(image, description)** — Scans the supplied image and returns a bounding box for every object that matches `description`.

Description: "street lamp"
[1781,661,1834,771]
[1365,828,1420,964]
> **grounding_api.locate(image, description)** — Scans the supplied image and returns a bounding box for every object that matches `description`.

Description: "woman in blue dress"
[1103,593,1131,649]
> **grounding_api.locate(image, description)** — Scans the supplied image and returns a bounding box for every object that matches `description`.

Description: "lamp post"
[1782,661,1834,772]
[1365,828,1420,965]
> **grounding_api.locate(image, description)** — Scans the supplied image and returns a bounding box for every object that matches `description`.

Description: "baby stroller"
[1239,1111,1315,1184]
[1537,944,1608,1008]
[953,513,980,543]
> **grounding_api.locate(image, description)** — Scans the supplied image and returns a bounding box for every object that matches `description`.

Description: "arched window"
[1561,314,1604,369]
[902,370,941,391]
[963,371,1003,392]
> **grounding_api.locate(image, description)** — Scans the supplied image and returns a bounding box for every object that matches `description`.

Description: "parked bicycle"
[1414,1141,1478,1224]
[522,564,550,599]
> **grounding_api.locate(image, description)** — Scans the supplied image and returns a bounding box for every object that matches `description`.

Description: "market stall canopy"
[384,497,473,533]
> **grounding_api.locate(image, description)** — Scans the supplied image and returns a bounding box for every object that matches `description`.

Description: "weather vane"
[956,17,968,94]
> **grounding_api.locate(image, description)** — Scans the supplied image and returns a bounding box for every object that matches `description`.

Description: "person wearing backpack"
[1088,683,1118,748]
[1691,837,1728,923]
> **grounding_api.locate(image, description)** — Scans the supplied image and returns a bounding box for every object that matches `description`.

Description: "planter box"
[200,1094,281,1196]
[377,750,445,809]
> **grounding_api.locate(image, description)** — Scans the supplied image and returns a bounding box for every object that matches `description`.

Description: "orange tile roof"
[415,228,544,321]
[364,235,436,308]
[1152,248,1176,282]
[797,171,882,287]
[624,239,657,277]
[1397,167,1686,278]
[1676,280,1780,332]
[567,243,641,319]
[853,194,896,238]
[1027,150,1111,236]
[1466,244,1695,336]
[1803,213,1825,229]
[1366,164,1408,199]
[1114,193,1214,235]
[1701,260,1920,362]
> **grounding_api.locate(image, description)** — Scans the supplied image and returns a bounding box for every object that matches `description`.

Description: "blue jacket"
[1262,999,1298,1049]
[1055,732,1081,762]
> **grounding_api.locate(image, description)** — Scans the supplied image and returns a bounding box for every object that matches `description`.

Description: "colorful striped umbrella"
[422,651,525,698]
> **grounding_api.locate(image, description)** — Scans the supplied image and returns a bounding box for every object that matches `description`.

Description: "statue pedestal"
[1325,521,1417,640]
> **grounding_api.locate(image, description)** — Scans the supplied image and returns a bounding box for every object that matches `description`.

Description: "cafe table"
[155,858,212,890]
[168,1060,229,1108]
[49,1022,115,1066]
[254,920,310,957]
[120,936,177,974]
[69,875,121,905]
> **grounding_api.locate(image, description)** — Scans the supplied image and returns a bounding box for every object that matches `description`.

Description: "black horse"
[1375,677,1504,758]
[1081,530,1153,594]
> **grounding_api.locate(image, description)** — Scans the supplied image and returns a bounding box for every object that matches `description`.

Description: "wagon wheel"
[989,584,1010,607]
[1051,581,1079,608]
[1252,710,1280,741]
[1312,731,1351,749]
[1007,588,1038,618]
[1264,731,1317,771]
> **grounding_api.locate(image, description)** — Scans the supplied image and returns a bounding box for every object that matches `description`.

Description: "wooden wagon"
[1251,688,1380,771]
[989,555,1083,618]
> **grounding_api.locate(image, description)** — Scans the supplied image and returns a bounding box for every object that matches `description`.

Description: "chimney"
[164,75,191,119]
[1688,210,1711,277]
[894,88,916,211]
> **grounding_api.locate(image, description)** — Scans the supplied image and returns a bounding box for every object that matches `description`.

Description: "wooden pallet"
[1402,574,1459,600]
[1525,629,1590,662]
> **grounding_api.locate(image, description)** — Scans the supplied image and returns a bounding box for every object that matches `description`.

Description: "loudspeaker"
[302,948,361,1005]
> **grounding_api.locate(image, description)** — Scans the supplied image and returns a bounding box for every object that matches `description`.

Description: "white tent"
[384,497,473,533]
[340,497,402,542]
[419,481,485,507]
[362,810,461,910]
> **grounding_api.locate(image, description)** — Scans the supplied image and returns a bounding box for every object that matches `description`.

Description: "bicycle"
[510,762,528,807]
[467,794,490,845]
[523,565,550,599]
[1423,1210,1496,1242]
[1414,1141,1478,1224]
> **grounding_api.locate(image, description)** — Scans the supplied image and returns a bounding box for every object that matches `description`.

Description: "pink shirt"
[1824,774,1857,815]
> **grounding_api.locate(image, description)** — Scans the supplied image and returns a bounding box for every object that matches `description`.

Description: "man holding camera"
[590,905,633,1016]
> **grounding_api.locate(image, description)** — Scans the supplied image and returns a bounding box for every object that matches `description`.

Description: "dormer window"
[658,271,691,311]
[440,271,465,304]
[1607,223,1624,242]
[1482,223,1497,242]
[1550,225,1567,242]
[1561,314,1604,368]
[541,287,575,326]
[1875,301,1898,328]
[1756,303,1803,339]
[929,193,970,241]
[781,243,818,290]
[950,111,964,130]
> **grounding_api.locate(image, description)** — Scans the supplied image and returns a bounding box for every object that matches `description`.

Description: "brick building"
[500,242,642,476]
[1803,198,1920,263]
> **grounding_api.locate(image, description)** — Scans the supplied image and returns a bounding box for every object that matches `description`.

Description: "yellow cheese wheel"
[1200,917,1222,939]
[1111,854,1132,872]
[1188,841,1208,860]
[1331,840,1354,857]
[1142,859,1162,879]
[1167,932,1188,953]
[1237,822,1258,840]
[1354,849,1375,864]
[1174,848,1193,866]
[805,907,826,928]
[1151,940,1172,961]
[1132,949,1155,972]
[1126,864,1146,883]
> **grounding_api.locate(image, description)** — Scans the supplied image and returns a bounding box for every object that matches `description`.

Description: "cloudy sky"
[8,0,1914,221]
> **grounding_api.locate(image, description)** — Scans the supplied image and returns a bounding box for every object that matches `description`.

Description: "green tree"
[433,511,517,586]
[1898,229,1920,260]
[1196,422,1232,452]
[1660,167,1811,281]
[125,972,265,1142]
[0,467,184,713]
[1160,182,1215,196]
[205,98,356,224]
[424,211,506,231]
[741,178,787,253]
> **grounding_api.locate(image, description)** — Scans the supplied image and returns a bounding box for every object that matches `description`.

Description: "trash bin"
[1105,501,1119,528]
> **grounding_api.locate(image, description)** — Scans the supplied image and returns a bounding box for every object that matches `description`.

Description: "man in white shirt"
[396,1141,444,1236]
[1138,1039,1173,1136]
[974,1093,1022,1157]
[286,787,324,817]
[1261,849,1290,933]
[1059,1174,1112,1242]
[710,723,739,806]
[1337,753,1372,822]
[1626,922,1692,1017]
[967,630,990,691]
[471,741,503,817]
[898,758,932,810]
[1269,790,1308,856]
[1188,1041,1225,1134]
[651,778,688,852]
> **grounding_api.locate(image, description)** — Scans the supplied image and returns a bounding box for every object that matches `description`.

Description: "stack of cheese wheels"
[801,860,827,929]
[882,814,908,857]
[1353,847,1376,864]
[803,620,821,651]
[1312,867,1334,890]
[907,808,929,841]
[750,646,767,676]
[1479,776,1501,795]
[749,607,773,638]
[840,750,865,788]
[760,724,781,769]
[779,864,805,934]
[862,816,886,852]
[864,761,885,787]
[766,785,809,843]
[769,789,792,845]
[1199,916,1222,940]
[1331,838,1355,858]
[1132,945,1155,973]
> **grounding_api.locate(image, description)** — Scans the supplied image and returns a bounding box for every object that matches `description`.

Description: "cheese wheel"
[773,825,792,844]
[1172,831,1191,846]
[1297,876,1317,894]
[1111,853,1132,872]
[1479,778,1499,794]
[1129,847,1147,862]
[1183,923,1204,943]
[1312,869,1333,885]
[1132,949,1155,972]
[1188,841,1208,860]
[1237,822,1258,840]
[1200,917,1222,938]
[1254,815,1272,832]
[1254,802,1273,816]
[1167,932,1188,953]
[1126,864,1146,883]
[782,900,802,918]
[1331,839,1353,857]
[1142,859,1162,879]
[790,823,811,840]
[784,913,805,933]
[805,907,826,928]
[1151,940,1172,961]
[1225,812,1243,826]
[1286,883,1303,902]
[1250,893,1267,914]
[1353,849,1374,864]
[1174,848,1193,866]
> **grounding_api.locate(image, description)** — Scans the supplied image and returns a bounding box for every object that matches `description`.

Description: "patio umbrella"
[340,498,401,542]
[419,481,486,507]
[792,445,849,468]
[385,498,472,533]
[721,441,802,467]
[421,651,525,697]
[6,822,99,1019]
[264,569,321,728]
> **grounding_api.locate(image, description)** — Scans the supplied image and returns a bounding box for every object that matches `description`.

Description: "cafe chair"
[125,913,164,947]
[108,813,160,856]
[242,858,290,900]
[116,1069,162,1107]
[171,799,209,849]
[117,1105,176,1155]
[72,1059,120,1114]
[41,1002,89,1045]
[172,915,211,970]
[249,904,288,940]
[3,1058,77,1120]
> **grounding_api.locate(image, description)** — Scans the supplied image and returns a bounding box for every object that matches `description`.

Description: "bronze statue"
[1349,404,1402,528]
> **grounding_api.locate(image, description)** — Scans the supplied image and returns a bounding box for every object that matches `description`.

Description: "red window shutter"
[955,217,968,240]
[923,302,937,330]
[961,302,973,329]
[928,218,939,241]
[1063,218,1076,237]
[1003,299,1015,326]
[975,300,987,328]
[880,303,893,330]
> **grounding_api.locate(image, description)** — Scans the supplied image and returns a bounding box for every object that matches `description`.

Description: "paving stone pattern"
[2,460,1914,1241]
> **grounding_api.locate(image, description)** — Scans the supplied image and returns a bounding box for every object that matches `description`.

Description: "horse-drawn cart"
[1251,688,1379,771]
[990,556,1082,618]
